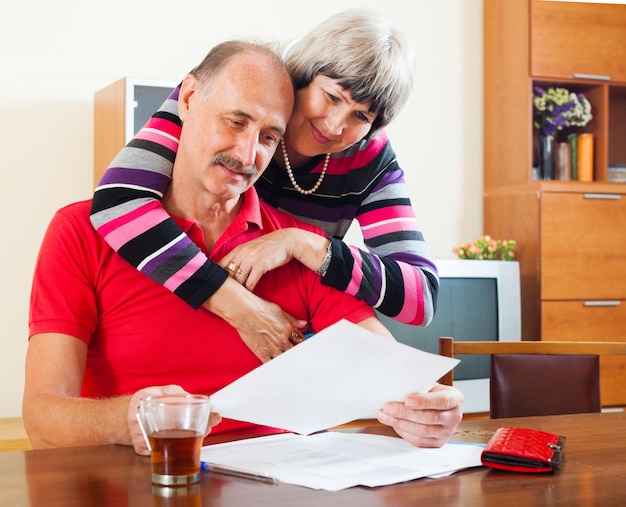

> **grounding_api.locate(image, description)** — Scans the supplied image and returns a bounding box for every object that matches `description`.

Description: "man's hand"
[376,383,465,448]
[127,385,222,456]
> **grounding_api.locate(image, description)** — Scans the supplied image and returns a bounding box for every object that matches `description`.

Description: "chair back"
[490,353,600,417]
[438,337,626,418]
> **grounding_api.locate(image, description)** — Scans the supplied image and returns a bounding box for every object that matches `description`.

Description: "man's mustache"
[213,153,257,177]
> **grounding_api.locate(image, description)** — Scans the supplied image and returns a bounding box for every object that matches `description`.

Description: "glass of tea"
[136,394,212,486]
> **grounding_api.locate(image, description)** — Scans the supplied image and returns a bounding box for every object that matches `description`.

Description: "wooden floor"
[0,418,31,452]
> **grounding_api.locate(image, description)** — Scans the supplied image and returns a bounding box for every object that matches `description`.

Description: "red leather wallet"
[481,427,566,473]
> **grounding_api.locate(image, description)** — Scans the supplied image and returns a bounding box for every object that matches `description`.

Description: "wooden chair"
[438,337,626,418]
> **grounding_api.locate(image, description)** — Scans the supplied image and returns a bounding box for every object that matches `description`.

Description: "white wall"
[0,0,483,418]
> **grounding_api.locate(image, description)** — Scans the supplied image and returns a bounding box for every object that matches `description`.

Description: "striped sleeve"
[90,85,228,309]
[322,154,439,327]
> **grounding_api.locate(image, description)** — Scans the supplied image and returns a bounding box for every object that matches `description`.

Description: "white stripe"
[137,233,187,270]
[95,183,164,198]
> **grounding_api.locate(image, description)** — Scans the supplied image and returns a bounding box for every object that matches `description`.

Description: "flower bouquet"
[533,86,592,138]
[453,235,516,261]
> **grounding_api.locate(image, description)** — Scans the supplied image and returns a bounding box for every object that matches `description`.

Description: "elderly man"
[24,41,463,455]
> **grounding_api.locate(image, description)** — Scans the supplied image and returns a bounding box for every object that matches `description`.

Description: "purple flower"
[533,87,592,138]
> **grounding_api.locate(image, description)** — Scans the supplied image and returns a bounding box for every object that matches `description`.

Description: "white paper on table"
[210,319,459,435]
[201,432,484,491]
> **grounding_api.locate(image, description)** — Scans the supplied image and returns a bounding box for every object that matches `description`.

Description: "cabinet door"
[541,192,626,300]
[531,0,626,82]
[542,300,626,406]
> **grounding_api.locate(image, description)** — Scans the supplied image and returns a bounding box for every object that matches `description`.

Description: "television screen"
[376,277,498,380]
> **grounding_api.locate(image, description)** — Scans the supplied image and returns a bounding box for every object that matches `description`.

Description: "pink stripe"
[95,202,155,238]
[163,252,207,292]
[146,116,182,138]
[359,206,416,227]
[326,132,388,175]
[345,249,364,296]
[394,263,425,325]
[364,219,420,241]
[135,129,179,152]
[103,207,170,251]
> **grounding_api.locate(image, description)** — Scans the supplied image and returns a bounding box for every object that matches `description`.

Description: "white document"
[210,319,459,435]
[201,432,484,491]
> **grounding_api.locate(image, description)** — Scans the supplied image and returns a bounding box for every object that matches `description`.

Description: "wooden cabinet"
[484,0,626,406]
[93,77,177,187]
[542,300,626,406]
[541,192,626,301]
[531,0,626,83]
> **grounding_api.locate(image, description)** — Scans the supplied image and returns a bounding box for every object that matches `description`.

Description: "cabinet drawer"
[541,192,626,300]
[531,0,626,82]
[542,301,626,341]
[542,300,626,406]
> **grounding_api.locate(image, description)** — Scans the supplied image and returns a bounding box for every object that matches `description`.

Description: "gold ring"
[289,331,304,345]
[226,262,239,273]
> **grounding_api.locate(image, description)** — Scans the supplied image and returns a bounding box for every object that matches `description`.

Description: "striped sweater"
[91,86,439,326]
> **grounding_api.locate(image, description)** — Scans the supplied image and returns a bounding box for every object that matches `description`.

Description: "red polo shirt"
[29,188,374,436]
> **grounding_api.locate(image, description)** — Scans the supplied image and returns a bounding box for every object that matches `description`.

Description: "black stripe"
[92,187,160,213]
[321,238,354,292]
[127,138,176,163]
[359,197,411,214]
[367,230,424,248]
[174,263,229,309]
[118,219,188,268]
[374,258,404,317]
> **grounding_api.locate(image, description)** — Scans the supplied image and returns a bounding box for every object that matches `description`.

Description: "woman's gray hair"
[284,9,416,138]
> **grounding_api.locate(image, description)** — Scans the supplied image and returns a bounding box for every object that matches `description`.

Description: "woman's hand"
[218,228,330,291]
[202,276,307,362]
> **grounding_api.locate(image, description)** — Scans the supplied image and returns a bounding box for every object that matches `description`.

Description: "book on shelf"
[555,142,571,181]
[608,164,626,183]
[567,133,578,180]
[578,133,594,182]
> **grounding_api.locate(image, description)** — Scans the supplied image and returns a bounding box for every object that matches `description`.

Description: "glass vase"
[540,135,554,180]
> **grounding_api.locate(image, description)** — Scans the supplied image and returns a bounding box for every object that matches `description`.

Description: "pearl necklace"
[280,139,330,195]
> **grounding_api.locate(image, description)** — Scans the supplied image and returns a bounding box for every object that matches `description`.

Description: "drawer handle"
[573,73,610,81]
[583,301,621,307]
[583,193,622,200]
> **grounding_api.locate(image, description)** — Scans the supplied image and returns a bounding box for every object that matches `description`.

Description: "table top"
[2,411,625,506]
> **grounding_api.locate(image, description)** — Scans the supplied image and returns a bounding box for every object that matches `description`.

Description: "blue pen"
[201,461,277,484]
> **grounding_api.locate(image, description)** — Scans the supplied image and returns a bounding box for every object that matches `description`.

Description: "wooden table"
[1,412,625,506]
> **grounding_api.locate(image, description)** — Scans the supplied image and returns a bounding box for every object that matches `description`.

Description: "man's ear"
[178,74,199,121]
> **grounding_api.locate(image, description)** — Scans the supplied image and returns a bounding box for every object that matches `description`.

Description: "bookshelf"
[483,0,626,407]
